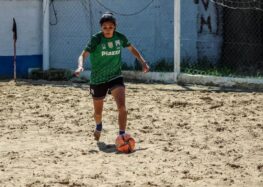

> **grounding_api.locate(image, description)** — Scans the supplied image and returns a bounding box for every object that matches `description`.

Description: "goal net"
[210,0,263,11]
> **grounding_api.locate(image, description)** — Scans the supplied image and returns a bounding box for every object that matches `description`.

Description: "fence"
[181,0,263,78]
[47,0,263,87]
[49,0,174,72]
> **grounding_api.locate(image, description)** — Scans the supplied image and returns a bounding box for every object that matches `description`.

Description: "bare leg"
[93,98,104,140]
[111,87,127,133]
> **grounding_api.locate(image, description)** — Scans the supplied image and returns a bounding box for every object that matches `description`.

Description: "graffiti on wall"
[191,0,224,62]
[194,0,223,35]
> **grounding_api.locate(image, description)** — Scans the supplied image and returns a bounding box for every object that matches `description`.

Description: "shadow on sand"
[97,142,116,154]
[97,142,148,154]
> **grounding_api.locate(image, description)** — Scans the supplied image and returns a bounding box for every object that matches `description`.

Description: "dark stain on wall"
[194,0,223,35]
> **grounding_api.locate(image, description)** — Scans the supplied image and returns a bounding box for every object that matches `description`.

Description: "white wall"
[181,0,223,63]
[49,0,174,70]
[0,0,42,56]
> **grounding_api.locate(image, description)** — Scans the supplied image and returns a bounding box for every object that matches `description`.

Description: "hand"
[74,67,84,77]
[142,62,150,73]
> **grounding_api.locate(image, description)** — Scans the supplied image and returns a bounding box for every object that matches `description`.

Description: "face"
[101,22,115,38]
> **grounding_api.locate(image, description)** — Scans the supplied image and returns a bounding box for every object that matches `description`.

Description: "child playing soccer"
[75,12,150,141]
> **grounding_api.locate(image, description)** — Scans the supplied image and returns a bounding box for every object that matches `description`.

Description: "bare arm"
[127,45,150,73]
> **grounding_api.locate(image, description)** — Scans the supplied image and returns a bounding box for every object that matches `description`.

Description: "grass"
[181,57,263,78]
[29,69,74,81]
[29,58,263,81]
[122,58,174,72]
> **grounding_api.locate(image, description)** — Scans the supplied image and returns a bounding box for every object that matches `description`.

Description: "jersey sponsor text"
[101,50,121,56]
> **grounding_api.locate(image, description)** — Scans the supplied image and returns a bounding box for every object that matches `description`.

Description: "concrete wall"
[0,0,224,78]
[49,0,174,70]
[0,0,43,78]
[181,0,223,63]
[50,0,222,71]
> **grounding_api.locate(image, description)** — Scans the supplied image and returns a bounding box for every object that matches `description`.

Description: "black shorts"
[90,77,125,99]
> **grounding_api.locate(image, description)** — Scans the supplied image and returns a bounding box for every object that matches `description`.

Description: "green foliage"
[122,62,132,70]
[122,58,174,72]
[134,59,142,71]
[153,59,174,72]
[181,57,263,78]
[29,69,46,80]
[29,69,73,81]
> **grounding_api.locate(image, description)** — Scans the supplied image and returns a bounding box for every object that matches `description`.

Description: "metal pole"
[174,0,181,82]
[43,0,50,70]
[12,18,17,82]
[14,38,16,82]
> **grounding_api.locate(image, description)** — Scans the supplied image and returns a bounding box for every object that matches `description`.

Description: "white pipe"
[43,0,50,70]
[174,0,181,82]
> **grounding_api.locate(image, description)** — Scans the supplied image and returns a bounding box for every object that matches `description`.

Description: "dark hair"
[99,12,116,26]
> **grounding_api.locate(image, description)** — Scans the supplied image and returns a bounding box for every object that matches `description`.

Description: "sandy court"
[0,80,262,187]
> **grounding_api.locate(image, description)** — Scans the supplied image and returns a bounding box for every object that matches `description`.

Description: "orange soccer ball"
[115,134,136,153]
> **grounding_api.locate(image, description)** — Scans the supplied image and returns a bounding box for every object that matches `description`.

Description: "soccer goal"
[42,0,263,88]
[178,0,263,89]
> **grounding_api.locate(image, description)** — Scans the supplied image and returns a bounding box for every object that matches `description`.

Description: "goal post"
[40,0,263,89]
[177,0,263,89]
[43,0,50,71]
[174,0,181,82]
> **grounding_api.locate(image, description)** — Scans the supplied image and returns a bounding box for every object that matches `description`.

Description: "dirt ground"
[0,80,262,187]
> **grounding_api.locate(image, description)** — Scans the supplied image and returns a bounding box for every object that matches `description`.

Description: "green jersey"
[84,31,131,85]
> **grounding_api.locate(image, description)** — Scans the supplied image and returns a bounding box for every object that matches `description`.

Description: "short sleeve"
[84,36,100,53]
[115,32,131,48]
[121,35,131,48]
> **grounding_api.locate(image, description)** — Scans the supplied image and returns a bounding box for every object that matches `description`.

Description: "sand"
[0,80,262,187]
